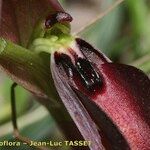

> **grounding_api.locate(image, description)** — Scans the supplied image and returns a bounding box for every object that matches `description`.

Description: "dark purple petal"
[76,38,111,65]
[51,55,105,150]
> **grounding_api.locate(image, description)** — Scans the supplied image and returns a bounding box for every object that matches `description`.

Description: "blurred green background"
[0,0,150,149]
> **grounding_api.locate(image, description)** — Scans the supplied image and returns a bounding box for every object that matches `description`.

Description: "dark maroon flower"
[0,1,150,149]
[51,37,150,149]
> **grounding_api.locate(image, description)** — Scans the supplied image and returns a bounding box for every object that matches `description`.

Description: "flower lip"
[76,57,103,93]
[54,50,103,97]
[45,11,73,28]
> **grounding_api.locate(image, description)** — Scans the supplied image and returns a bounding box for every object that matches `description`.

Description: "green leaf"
[0,38,59,105]
[80,0,123,57]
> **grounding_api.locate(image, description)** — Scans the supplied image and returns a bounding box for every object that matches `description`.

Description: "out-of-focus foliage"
[79,0,150,64]
[0,0,150,150]
[0,76,30,124]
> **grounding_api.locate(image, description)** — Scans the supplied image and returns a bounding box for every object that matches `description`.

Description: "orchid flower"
[0,0,150,150]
